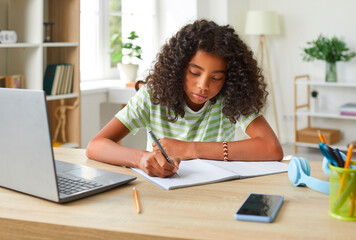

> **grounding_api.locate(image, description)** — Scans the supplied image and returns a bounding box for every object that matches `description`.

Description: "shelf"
[43,42,79,48]
[46,93,79,101]
[296,80,356,88]
[0,43,41,48]
[1,0,81,147]
[296,111,356,120]
[294,75,356,154]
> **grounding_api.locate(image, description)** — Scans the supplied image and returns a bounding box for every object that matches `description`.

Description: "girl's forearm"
[186,138,283,161]
[86,138,145,168]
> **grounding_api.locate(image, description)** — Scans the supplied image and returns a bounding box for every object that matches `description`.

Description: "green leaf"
[301,34,356,63]
[110,31,143,63]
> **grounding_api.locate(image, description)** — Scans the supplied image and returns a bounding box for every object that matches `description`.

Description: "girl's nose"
[197,76,209,90]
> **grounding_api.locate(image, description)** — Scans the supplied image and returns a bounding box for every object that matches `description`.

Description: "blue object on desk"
[333,148,344,168]
[322,151,355,177]
[326,145,343,167]
[288,157,329,194]
[322,157,331,177]
[319,142,338,167]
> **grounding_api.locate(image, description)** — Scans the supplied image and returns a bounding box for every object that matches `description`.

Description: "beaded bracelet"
[223,141,228,161]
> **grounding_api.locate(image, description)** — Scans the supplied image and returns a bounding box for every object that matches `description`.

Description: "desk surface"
[0,148,353,240]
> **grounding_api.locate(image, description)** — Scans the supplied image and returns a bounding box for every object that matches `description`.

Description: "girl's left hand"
[152,138,190,160]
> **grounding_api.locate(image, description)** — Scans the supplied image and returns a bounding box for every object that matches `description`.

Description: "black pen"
[333,148,345,168]
[148,130,179,175]
[149,130,174,164]
[326,145,342,167]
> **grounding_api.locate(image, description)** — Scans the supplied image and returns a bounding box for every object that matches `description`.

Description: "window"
[80,0,157,81]
[108,0,122,68]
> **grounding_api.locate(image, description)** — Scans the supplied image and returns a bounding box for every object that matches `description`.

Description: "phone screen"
[234,193,283,222]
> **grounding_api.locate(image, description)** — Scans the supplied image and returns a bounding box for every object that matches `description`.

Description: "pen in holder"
[329,160,356,221]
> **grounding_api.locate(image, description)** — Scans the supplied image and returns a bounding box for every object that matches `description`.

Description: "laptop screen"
[0,88,59,201]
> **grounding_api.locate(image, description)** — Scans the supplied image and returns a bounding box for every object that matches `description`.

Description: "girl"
[86,19,283,178]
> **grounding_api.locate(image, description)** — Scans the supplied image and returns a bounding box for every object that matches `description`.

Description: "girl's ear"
[135,80,145,91]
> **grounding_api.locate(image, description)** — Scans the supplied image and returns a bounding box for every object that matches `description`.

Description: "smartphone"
[234,193,283,223]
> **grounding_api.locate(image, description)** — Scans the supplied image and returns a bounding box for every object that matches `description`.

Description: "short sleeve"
[237,112,262,135]
[115,85,151,135]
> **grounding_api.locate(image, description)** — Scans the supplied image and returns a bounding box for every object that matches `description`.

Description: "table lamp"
[245,10,281,139]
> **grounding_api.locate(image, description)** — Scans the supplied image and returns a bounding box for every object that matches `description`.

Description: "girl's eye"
[189,70,199,76]
[212,76,224,81]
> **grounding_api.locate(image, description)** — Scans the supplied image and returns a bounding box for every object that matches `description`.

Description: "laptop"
[0,88,136,203]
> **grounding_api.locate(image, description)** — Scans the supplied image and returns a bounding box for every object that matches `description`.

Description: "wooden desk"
[0,148,353,240]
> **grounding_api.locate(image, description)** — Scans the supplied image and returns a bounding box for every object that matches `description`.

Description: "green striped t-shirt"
[116,85,261,151]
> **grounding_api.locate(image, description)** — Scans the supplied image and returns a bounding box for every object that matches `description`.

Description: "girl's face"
[183,50,227,111]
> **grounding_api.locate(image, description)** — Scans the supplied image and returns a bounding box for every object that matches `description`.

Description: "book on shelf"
[339,103,356,116]
[50,65,62,95]
[131,159,288,190]
[60,64,74,94]
[43,64,57,95]
[0,76,6,87]
[60,65,69,94]
[66,64,74,93]
[43,64,74,96]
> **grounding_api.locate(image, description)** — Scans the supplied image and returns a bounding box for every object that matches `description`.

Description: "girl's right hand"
[138,151,180,178]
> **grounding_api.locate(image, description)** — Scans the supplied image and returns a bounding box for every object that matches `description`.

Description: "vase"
[310,97,319,113]
[117,63,138,83]
[325,62,337,82]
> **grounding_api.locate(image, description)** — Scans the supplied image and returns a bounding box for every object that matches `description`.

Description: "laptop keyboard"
[57,176,103,195]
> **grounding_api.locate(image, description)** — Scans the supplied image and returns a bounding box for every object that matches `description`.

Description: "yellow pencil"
[133,187,141,213]
[337,143,354,197]
[344,143,354,169]
[317,130,326,144]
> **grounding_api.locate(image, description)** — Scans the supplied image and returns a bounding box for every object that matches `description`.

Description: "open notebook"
[131,159,288,190]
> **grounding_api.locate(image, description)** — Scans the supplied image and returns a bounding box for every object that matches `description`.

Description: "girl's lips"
[192,93,208,101]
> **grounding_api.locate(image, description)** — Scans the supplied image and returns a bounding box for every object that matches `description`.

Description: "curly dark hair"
[145,19,267,124]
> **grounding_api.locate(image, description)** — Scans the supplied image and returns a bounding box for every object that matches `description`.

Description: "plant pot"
[117,63,138,83]
[325,62,337,82]
[310,97,319,113]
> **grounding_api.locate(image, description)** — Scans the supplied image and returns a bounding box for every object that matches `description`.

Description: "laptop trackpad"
[65,167,106,180]
[56,160,105,180]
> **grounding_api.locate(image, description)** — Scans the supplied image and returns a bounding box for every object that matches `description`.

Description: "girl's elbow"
[272,143,284,161]
[85,141,96,159]
[275,150,284,161]
[85,148,92,159]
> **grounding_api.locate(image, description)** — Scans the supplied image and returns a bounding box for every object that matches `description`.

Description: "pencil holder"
[329,161,356,221]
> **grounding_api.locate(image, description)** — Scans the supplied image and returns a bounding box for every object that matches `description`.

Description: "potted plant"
[111,31,142,83]
[302,34,356,82]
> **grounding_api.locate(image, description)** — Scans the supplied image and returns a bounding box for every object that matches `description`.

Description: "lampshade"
[245,11,280,35]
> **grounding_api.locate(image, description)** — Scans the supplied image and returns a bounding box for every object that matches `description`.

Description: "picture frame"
[6,74,24,88]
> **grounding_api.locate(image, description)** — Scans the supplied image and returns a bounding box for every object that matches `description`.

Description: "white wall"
[227,0,249,34]
[81,90,147,149]
[197,0,228,24]
[81,91,108,148]
[157,0,198,46]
